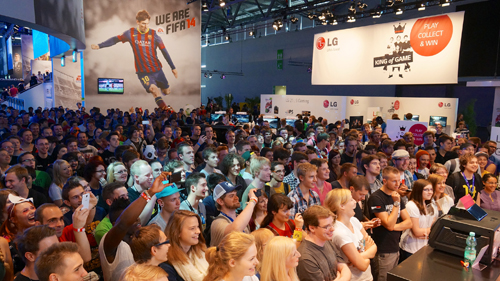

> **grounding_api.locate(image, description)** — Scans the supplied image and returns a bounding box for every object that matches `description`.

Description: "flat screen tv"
[234,114,249,124]
[264,118,278,129]
[286,119,296,127]
[404,115,420,121]
[429,116,447,127]
[211,113,224,123]
[98,78,124,94]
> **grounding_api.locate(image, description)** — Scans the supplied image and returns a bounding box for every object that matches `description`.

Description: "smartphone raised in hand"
[82,193,90,210]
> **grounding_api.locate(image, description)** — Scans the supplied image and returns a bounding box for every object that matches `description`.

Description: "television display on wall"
[404,115,420,121]
[429,116,447,127]
[98,78,124,94]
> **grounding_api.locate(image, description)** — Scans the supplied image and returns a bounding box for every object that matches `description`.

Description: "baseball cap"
[156,183,183,199]
[242,151,254,162]
[213,181,242,201]
[392,149,409,159]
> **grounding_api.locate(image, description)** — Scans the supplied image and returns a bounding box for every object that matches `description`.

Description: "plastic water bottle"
[464,232,477,265]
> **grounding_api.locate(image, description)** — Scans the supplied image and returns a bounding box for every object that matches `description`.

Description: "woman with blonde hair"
[120,263,169,281]
[428,174,454,215]
[250,228,274,277]
[260,236,300,281]
[203,232,259,281]
[107,161,129,184]
[325,188,376,281]
[161,210,208,281]
[48,159,73,206]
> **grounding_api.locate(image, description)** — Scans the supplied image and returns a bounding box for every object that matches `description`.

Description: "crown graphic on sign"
[394,23,405,34]
[399,126,406,131]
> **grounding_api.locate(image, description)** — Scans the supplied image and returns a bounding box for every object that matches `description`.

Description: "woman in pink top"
[310,158,333,204]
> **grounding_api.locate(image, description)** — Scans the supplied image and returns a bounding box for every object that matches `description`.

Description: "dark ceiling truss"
[200,0,467,42]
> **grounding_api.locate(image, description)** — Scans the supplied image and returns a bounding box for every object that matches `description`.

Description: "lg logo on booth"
[350,99,359,105]
[323,100,338,108]
[316,37,338,50]
[438,102,452,108]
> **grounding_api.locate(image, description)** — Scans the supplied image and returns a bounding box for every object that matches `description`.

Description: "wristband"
[196,142,201,146]
[249,197,258,204]
[141,191,151,202]
[293,230,303,242]
[295,228,302,232]
[73,227,85,233]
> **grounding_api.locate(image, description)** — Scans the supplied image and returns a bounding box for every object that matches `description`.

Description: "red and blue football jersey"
[98,28,175,74]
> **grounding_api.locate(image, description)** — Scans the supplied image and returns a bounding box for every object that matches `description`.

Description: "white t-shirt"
[435,195,454,214]
[331,217,373,281]
[400,201,437,254]
[48,182,62,201]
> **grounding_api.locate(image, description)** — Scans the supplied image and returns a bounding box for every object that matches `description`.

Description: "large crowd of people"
[0,104,494,281]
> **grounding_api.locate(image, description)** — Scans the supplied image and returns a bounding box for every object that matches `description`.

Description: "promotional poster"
[386,120,428,145]
[312,12,465,85]
[83,0,201,110]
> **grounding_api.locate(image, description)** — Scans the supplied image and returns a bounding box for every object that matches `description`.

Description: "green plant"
[462,99,477,137]
[224,93,233,111]
[213,96,224,109]
[245,97,260,111]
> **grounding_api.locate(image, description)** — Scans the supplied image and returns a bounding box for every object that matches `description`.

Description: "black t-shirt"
[446,172,483,204]
[367,189,406,254]
[331,181,343,190]
[28,188,47,208]
[99,149,116,166]
[354,202,364,222]
[35,154,53,171]
[340,152,354,164]
[434,150,458,165]
[14,274,38,281]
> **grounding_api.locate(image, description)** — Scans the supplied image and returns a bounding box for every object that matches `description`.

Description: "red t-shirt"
[268,220,296,238]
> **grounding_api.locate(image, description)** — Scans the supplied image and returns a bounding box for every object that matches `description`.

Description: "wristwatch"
[393,201,400,207]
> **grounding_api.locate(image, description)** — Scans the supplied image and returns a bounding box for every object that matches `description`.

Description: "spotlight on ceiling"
[249,30,255,36]
[395,8,403,15]
[386,0,394,7]
[221,74,226,79]
[219,0,226,7]
[290,16,299,24]
[440,0,451,6]
[357,1,368,10]
[329,16,338,25]
[347,14,356,23]
[209,73,213,78]
[224,34,230,41]
[273,19,283,31]
[418,2,426,11]
[318,11,326,20]
[373,8,382,18]
[202,1,208,12]
[348,3,356,14]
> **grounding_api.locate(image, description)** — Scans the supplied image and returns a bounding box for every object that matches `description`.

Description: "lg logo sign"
[350,99,359,105]
[323,100,338,108]
[316,37,338,50]
[438,102,452,108]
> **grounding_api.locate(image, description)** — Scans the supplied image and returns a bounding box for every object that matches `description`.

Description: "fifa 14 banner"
[312,12,464,85]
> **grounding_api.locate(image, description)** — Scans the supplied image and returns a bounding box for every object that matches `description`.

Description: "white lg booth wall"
[344,96,458,134]
[260,94,345,122]
[262,95,458,133]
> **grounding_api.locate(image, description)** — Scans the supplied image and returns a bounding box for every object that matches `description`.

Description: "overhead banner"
[386,120,428,146]
[84,0,201,111]
[12,45,23,79]
[312,12,464,85]
[21,34,34,83]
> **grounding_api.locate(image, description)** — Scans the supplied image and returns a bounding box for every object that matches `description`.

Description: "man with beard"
[240,157,271,208]
[178,142,195,175]
[77,132,98,161]
[210,181,258,246]
[341,136,358,164]
[100,172,172,281]
[51,124,65,143]
[265,161,290,197]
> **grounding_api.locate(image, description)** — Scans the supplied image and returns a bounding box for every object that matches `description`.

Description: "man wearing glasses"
[264,161,290,197]
[366,166,412,281]
[297,205,351,281]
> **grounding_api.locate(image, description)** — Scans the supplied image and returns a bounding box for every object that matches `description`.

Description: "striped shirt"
[287,186,321,218]
[99,28,175,73]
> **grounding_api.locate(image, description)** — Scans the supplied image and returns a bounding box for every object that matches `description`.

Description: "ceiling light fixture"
[219,0,226,7]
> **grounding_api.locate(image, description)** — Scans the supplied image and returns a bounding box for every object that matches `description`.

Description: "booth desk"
[388,246,500,281]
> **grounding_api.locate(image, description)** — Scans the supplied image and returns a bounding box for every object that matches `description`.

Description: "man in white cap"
[391,149,412,204]
[210,181,258,246]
